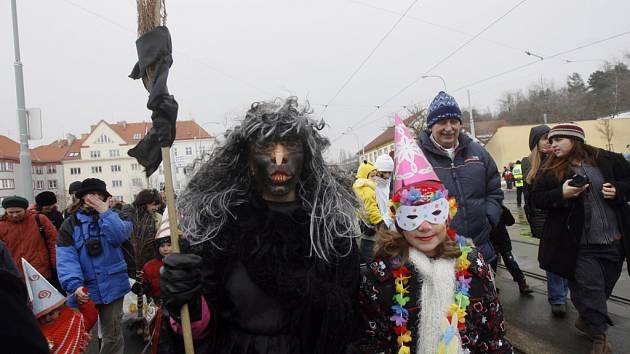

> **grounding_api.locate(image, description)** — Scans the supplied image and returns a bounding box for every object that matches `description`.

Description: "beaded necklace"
[389,231,472,354]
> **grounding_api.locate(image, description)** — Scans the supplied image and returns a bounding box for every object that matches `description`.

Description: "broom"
[134,1,195,353]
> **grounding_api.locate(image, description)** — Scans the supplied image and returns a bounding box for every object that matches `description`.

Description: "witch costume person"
[159,97,361,354]
[351,116,512,354]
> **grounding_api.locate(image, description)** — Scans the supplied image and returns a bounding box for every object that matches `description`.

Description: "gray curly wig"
[178,97,360,261]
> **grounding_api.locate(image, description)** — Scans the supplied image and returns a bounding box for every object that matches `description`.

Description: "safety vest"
[513,163,524,187]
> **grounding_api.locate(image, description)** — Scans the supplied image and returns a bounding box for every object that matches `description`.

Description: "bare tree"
[596,118,614,151]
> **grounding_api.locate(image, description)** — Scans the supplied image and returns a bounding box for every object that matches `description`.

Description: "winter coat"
[0,210,57,279]
[56,209,132,305]
[0,269,50,354]
[418,131,503,262]
[0,240,20,277]
[353,162,382,226]
[530,149,630,279]
[489,206,516,253]
[142,257,162,299]
[352,247,512,353]
[521,155,549,239]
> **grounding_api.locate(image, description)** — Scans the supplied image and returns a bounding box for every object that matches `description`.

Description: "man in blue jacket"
[417,91,503,263]
[56,178,132,354]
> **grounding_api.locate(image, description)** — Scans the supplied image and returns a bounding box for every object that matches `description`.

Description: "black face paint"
[250,139,304,200]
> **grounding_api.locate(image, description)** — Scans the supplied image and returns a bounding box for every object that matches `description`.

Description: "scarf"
[408,248,464,354]
[374,176,394,230]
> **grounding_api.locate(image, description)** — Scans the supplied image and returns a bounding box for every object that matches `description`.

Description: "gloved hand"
[161,253,203,316]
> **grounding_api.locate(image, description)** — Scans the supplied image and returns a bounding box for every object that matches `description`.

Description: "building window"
[68,152,80,157]
[0,161,14,172]
[109,149,120,157]
[95,134,112,144]
[36,180,45,190]
[131,163,139,171]
[47,165,56,174]
[112,180,123,188]
[185,147,192,156]
[91,166,102,174]
[132,178,143,187]
[70,167,81,175]
[111,165,121,172]
[34,166,44,175]
[48,180,58,189]
[173,148,177,156]
[0,179,15,189]
[90,150,101,158]
[133,133,142,140]
[115,195,124,202]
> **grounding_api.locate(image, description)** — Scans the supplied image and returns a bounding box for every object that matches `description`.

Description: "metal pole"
[11,0,34,202]
[467,90,476,139]
[543,113,548,124]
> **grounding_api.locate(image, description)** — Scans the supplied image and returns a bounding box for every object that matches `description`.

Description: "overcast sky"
[2,0,629,160]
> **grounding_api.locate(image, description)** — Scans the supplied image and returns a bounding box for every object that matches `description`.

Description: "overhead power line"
[320,0,420,119]
[451,29,630,93]
[332,0,528,140]
[376,0,529,111]
[348,0,529,54]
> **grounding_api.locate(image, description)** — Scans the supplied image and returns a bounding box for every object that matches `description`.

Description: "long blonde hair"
[525,147,543,184]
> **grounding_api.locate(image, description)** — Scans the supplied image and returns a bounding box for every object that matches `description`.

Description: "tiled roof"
[106,120,213,144]
[30,139,73,163]
[0,135,19,161]
[362,115,419,152]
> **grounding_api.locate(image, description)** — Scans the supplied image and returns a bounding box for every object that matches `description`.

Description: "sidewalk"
[498,189,630,353]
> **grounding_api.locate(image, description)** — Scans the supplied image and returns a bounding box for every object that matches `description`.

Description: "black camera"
[85,238,103,257]
[568,174,590,188]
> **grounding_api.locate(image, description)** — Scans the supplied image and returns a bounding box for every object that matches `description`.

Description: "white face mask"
[395,197,449,231]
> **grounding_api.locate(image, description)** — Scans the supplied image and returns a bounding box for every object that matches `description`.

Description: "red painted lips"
[271,171,292,184]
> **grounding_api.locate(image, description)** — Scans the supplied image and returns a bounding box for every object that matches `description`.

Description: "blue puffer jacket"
[56,209,132,305]
[418,131,503,262]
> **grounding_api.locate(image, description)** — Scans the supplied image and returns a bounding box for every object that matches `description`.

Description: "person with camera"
[56,178,132,354]
[530,123,630,354]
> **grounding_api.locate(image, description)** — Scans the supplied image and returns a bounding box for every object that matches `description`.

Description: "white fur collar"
[408,248,462,354]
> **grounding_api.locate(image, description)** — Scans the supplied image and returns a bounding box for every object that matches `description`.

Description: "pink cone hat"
[393,115,441,192]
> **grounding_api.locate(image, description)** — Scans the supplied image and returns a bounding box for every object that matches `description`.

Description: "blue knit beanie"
[426,91,462,128]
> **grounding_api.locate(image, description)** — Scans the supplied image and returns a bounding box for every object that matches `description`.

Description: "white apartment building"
[62,120,214,204]
[148,136,214,194]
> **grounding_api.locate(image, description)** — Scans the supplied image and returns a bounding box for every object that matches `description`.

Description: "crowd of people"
[0,93,629,354]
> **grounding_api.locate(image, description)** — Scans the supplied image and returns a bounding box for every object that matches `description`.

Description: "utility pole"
[467,90,476,138]
[543,113,548,124]
[11,0,34,202]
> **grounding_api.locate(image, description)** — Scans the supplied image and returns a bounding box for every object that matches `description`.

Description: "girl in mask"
[353,117,512,354]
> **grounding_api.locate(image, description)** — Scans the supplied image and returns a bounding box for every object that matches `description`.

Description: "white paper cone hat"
[155,205,171,240]
[21,258,65,318]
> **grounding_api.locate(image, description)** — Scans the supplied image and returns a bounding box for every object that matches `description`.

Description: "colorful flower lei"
[390,262,412,354]
[439,234,473,354]
[389,232,472,354]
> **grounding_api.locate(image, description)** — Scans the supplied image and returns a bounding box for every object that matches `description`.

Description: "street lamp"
[342,129,364,163]
[421,75,447,92]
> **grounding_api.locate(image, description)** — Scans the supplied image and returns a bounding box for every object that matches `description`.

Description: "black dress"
[163,194,361,354]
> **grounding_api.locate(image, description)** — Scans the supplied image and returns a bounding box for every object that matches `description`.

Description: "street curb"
[506,320,566,354]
